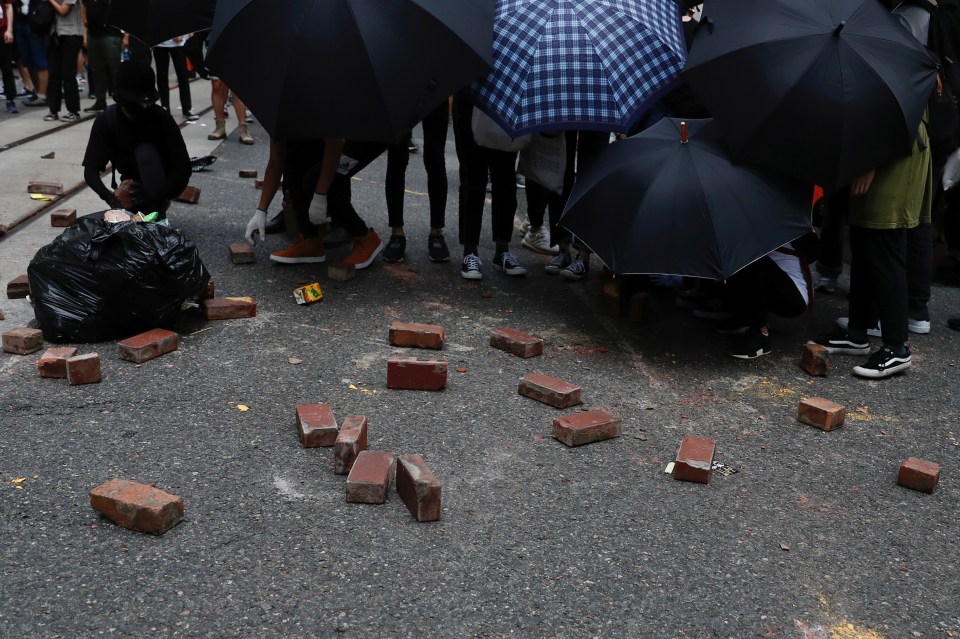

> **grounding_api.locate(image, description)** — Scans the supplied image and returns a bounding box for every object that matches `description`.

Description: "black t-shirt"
[83,104,190,193]
[82,0,121,37]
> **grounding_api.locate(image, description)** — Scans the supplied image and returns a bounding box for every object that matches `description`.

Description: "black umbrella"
[205,0,494,142]
[559,118,813,280]
[682,0,937,190]
[107,0,215,47]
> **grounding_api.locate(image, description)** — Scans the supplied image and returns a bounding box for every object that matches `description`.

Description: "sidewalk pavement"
[0,92,959,638]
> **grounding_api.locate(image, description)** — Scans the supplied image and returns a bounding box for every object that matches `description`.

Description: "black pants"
[47,34,82,115]
[848,225,909,347]
[87,34,120,104]
[548,130,609,248]
[153,46,192,112]
[285,165,367,239]
[724,256,807,329]
[452,93,517,248]
[816,186,849,278]
[0,38,15,101]
[385,100,449,230]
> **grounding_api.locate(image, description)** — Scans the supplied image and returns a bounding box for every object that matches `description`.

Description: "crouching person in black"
[82,61,190,219]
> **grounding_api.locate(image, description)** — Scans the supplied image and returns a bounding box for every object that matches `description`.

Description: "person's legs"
[153,47,172,110]
[846,225,880,341]
[0,40,16,104]
[815,187,849,290]
[452,96,487,253]
[328,173,383,269]
[60,35,82,114]
[230,92,254,144]
[208,79,227,139]
[85,35,108,107]
[385,134,410,231]
[489,148,518,246]
[421,100,449,232]
[45,37,63,116]
[169,46,191,113]
[906,221,933,326]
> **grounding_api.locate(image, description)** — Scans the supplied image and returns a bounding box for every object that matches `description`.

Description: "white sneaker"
[836,316,882,338]
[520,227,559,255]
[907,317,931,334]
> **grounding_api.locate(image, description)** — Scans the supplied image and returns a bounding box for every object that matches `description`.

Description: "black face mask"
[118,101,148,120]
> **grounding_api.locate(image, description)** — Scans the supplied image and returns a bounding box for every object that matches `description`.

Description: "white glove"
[245,208,267,245]
[308,192,329,226]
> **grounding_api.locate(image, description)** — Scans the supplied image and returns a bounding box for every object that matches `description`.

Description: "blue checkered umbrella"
[472,0,687,136]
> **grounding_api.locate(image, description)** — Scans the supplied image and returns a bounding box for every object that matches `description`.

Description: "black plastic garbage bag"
[28,216,210,343]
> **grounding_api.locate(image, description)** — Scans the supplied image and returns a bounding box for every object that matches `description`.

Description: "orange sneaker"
[269,234,326,264]
[341,228,383,269]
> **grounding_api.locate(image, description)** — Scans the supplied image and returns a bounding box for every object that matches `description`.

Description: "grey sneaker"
[461,253,483,280]
[427,234,450,262]
[381,234,406,263]
[560,255,589,281]
[493,251,527,276]
[521,227,559,255]
[545,252,572,274]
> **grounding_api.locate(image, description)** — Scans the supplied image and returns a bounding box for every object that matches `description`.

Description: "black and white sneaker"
[189,155,218,172]
[808,328,870,355]
[381,234,406,263]
[545,252,572,274]
[727,328,771,359]
[560,255,589,281]
[835,316,882,338]
[852,346,911,379]
[461,253,483,280]
[493,251,526,276]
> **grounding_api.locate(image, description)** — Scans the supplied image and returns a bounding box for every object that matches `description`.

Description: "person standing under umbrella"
[81,0,120,113]
[153,34,196,120]
[43,0,83,122]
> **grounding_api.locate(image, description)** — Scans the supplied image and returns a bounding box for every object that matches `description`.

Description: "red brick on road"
[387,357,447,391]
[37,347,78,378]
[346,451,396,504]
[396,454,441,522]
[490,327,543,358]
[389,321,445,350]
[519,373,582,408]
[800,344,830,377]
[6,274,29,299]
[66,353,102,385]
[202,297,257,320]
[28,180,63,195]
[297,403,338,448]
[50,208,77,227]
[552,409,621,447]
[118,328,179,363]
[239,169,258,178]
[674,436,715,484]
[3,327,44,355]
[89,479,184,534]
[228,242,256,264]
[175,185,201,204]
[798,397,845,431]
[897,457,941,493]
[334,415,368,475]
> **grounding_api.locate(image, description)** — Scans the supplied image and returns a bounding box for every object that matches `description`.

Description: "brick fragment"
[552,409,621,447]
[66,353,101,385]
[800,344,830,377]
[88,479,184,534]
[674,436,716,484]
[239,169,258,178]
[28,180,63,195]
[255,178,265,190]
[202,297,256,320]
[37,346,78,377]
[628,292,650,322]
[227,242,255,264]
[346,451,396,504]
[327,261,356,282]
[7,274,29,299]
[175,185,201,204]
[40,151,55,159]
[297,403,338,447]
[489,327,543,358]
[117,328,179,363]
[389,321,445,350]
[798,397,845,431]
[897,457,941,494]
[334,415,368,474]
[396,454,441,522]
[3,327,43,354]
[387,356,447,391]
[518,373,582,408]
[50,208,77,227]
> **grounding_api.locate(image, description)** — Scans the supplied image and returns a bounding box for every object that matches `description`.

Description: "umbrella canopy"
[107,0,215,47]
[682,0,938,191]
[205,0,494,142]
[471,0,687,136]
[559,118,813,280]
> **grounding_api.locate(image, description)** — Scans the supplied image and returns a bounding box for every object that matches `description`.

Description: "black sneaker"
[428,234,450,262]
[560,255,588,280]
[61,112,80,122]
[493,251,527,276]
[728,328,771,359]
[461,253,482,280]
[408,140,419,153]
[948,317,960,332]
[545,252,572,274]
[189,155,218,172]
[807,328,870,355]
[382,234,406,263]
[852,346,911,379]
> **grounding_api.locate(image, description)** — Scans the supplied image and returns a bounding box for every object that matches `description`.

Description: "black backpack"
[27,0,56,36]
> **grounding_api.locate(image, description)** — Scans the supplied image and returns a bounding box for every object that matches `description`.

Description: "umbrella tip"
[833,20,845,37]
[680,121,688,144]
